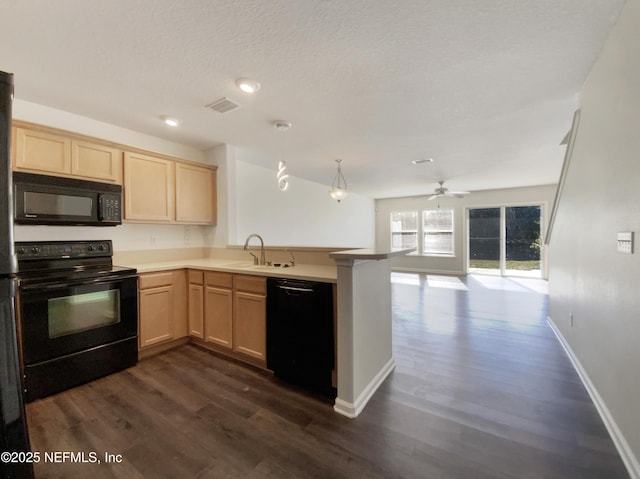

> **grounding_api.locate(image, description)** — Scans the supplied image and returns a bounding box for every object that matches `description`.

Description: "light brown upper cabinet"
[175,163,216,224]
[14,127,71,174]
[71,140,122,183]
[12,122,217,225]
[124,152,175,222]
[124,152,216,225]
[13,126,123,183]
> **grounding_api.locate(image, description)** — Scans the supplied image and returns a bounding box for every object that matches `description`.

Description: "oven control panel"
[15,240,113,260]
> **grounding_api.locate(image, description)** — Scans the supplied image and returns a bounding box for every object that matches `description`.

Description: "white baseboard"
[547,316,640,479]
[391,267,466,275]
[333,358,396,418]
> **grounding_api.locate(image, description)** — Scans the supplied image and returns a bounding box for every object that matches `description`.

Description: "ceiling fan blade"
[447,190,470,196]
[427,194,439,200]
[428,181,470,199]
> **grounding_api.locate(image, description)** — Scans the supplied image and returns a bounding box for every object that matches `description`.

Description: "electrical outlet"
[570,312,574,327]
[184,226,191,245]
[150,235,156,246]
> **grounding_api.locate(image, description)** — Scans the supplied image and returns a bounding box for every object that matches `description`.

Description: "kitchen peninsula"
[122,246,414,418]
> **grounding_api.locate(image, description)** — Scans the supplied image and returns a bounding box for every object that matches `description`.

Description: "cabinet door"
[188,283,204,338]
[139,286,173,348]
[72,140,122,183]
[233,291,266,361]
[172,270,188,339]
[124,152,174,222]
[175,163,216,224]
[14,127,71,174]
[204,286,233,349]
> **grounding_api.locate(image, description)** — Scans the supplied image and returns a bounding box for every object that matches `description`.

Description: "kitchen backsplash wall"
[14,223,211,252]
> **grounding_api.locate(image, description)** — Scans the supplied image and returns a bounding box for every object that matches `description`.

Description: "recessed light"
[412,157,434,165]
[161,116,180,127]
[235,78,261,94]
[273,120,292,131]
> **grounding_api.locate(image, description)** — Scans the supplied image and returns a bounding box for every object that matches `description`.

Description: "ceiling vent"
[206,97,240,114]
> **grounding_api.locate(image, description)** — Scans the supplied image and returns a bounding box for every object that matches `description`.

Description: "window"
[390,209,455,256]
[390,211,418,249]
[423,209,454,255]
[468,205,542,277]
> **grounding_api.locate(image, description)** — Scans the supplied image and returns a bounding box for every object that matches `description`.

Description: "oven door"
[18,274,138,366]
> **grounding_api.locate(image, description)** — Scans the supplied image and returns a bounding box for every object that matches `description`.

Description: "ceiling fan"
[428,181,470,201]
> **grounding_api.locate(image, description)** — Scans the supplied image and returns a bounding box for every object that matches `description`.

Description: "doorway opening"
[468,205,542,278]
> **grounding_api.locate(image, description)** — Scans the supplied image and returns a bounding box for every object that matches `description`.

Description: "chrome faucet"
[243,234,266,265]
[285,248,295,267]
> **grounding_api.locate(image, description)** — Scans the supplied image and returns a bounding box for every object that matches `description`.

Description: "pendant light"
[273,121,291,191]
[329,159,348,202]
[277,160,289,191]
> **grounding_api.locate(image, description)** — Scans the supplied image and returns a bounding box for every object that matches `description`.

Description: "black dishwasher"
[267,278,336,398]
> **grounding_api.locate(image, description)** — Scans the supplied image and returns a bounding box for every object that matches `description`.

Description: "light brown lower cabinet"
[138,270,187,350]
[139,283,173,348]
[140,269,333,376]
[188,270,266,364]
[198,271,233,348]
[232,275,266,361]
[187,270,205,338]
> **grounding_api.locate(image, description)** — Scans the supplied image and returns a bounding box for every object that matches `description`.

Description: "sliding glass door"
[468,205,542,278]
[468,208,501,275]
[505,206,541,277]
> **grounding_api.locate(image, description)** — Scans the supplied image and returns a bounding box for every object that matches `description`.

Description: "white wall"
[14,223,210,252]
[231,159,375,248]
[376,184,557,275]
[203,143,234,247]
[14,100,204,163]
[548,0,640,475]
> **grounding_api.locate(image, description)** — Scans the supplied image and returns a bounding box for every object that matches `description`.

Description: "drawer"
[234,274,266,295]
[205,271,233,289]
[188,270,204,285]
[139,271,174,289]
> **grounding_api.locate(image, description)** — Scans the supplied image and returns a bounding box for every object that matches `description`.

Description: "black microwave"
[13,172,122,226]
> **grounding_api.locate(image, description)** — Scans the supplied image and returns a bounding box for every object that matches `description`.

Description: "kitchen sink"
[218,262,294,270]
[218,262,255,269]
[251,264,295,271]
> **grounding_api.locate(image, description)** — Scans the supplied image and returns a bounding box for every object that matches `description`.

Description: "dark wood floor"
[26,273,629,478]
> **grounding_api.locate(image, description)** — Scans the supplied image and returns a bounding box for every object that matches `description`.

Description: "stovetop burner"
[15,240,136,282]
[16,240,113,262]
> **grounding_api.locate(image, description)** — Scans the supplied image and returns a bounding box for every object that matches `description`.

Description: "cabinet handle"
[276,285,314,293]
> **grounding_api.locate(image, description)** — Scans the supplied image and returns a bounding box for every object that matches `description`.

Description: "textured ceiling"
[0,1,625,198]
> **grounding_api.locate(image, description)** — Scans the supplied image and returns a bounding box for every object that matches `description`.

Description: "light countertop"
[120,248,416,282]
[120,258,338,283]
[329,247,416,261]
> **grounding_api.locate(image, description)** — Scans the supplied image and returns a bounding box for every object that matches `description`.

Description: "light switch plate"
[617,231,634,254]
